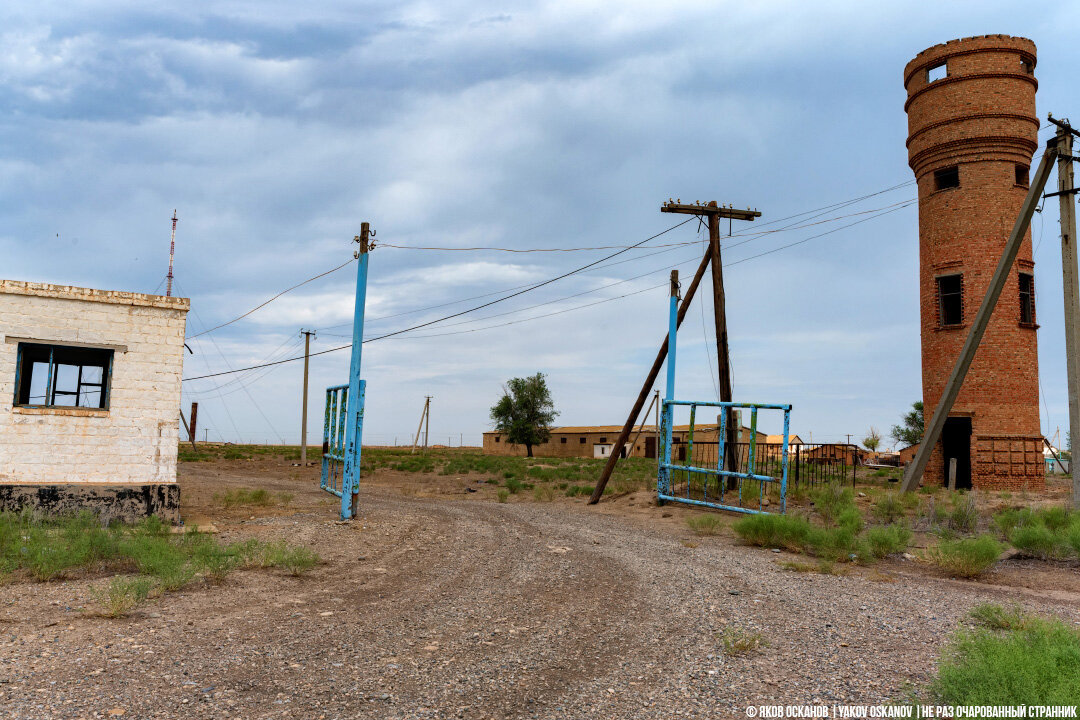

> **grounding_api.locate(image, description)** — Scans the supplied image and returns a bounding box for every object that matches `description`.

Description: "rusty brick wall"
[0,281,189,486]
[904,35,1044,490]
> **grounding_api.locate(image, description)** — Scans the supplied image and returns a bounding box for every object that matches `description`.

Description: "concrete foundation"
[0,483,180,524]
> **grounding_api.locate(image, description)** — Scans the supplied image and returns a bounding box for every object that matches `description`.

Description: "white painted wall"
[0,281,189,485]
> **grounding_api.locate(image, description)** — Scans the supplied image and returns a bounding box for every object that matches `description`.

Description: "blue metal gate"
[656,269,792,515]
[658,400,791,514]
[321,382,364,506]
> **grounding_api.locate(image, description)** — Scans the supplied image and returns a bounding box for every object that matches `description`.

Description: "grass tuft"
[720,627,766,656]
[926,535,1002,578]
[92,576,155,618]
[686,514,724,536]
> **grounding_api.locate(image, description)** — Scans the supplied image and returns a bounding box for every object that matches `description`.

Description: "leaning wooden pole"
[588,248,712,504]
[900,143,1057,492]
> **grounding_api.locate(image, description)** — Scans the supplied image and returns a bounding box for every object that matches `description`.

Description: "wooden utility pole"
[411,397,431,454]
[662,201,759,476]
[425,395,431,450]
[299,329,316,465]
[189,402,198,445]
[178,408,197,452]
[588,200,761,504]
[901,143,1058,492]
[1049,115,1080,508]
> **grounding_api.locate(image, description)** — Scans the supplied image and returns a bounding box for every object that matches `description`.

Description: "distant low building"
[482,423,769,459]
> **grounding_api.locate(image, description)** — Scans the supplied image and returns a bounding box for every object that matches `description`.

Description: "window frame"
[1015,164,1030,188]
[1019,272,1036,325]
[934,165,960,191]
[13,342,114,410]
[926,62,947,83]
[936,274,964,328]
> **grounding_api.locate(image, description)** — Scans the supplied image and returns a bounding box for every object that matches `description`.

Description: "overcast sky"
[3,1,1078,448]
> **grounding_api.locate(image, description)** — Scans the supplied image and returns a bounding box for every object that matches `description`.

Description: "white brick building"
[0,280,188,520]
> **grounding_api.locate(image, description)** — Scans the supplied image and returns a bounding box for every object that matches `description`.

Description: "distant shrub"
[497,489,509,503]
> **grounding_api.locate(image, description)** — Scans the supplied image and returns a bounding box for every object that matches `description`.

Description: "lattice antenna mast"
[166,209,178,297]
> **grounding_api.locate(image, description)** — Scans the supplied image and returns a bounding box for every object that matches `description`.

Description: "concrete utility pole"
[588,200,761,504]
[1049,115,1080,508]
[299,329,316,465]
[425,395,431,450]
[901,144,1058,492]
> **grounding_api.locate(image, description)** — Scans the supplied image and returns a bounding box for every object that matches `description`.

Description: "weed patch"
[927,535,1002,578]
[686,514,724,536]
[92,576,155,618]
[720,627,766,656]
[931,606,1080,704]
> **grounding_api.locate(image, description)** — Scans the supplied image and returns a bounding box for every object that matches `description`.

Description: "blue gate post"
[340,223,372,520]
[659,270,679,497]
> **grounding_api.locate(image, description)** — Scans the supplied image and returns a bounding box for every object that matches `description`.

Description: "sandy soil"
[1,457,1078,719]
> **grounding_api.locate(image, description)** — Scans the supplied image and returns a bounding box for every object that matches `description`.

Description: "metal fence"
[669,441,857,492]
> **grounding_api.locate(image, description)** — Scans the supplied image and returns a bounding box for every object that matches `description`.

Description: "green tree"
[863,426,882,453]
[890,401,924,447]
[489,373,559,458]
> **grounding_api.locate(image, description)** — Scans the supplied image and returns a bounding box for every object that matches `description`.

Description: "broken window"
[934,166,960,191]
[579,437,586,444]
[560,437,567,444]
[937,274,963,326]
[599,437,607,443]
[15,343,112,409]
[1015,164,1029,187]
[927,62,947,83]
[1019,273,1035,324]
[495,436,500,442]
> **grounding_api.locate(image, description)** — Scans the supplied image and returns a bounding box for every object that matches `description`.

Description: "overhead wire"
[182,181,917,381]
[186,257,356,340]
[316,183,916,331]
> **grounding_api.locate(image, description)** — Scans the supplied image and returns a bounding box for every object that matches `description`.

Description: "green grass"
[214,488,294,508]
[496,489,509,503]
[686,514,724,536]
[926,535,1002,578]
[0,511,320,596]
[733,503,911,565]
[931,605,1080,705]
[92,576,156,617]
[808,486,855,525]
[994,505,1080,560]
[968,603,1031,632]
[720,627,766,656]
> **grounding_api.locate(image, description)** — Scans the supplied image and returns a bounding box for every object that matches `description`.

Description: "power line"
[377,240,698,252]
[182,183,917,381]
[186,257,356,340]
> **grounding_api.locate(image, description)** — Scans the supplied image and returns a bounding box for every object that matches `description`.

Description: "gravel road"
[3,487,1078,719]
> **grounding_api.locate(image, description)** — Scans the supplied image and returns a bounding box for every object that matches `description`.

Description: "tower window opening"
[934,166,960,191]
[927,62,947,83]
[1015,164,1029,187]
[1021,58,1034,75]
[1019,273,1035,324]
[937,274,964,327]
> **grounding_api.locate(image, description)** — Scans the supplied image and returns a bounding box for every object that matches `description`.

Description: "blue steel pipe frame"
[656,268,792,514]
[320,225,372,520]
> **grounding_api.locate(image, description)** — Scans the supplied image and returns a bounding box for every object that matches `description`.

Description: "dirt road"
[3,463,1079,719]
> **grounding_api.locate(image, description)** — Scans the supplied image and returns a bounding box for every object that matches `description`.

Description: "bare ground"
[2,457,1078,719]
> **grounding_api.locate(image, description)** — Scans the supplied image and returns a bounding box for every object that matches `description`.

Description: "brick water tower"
[904,35,1045,490]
